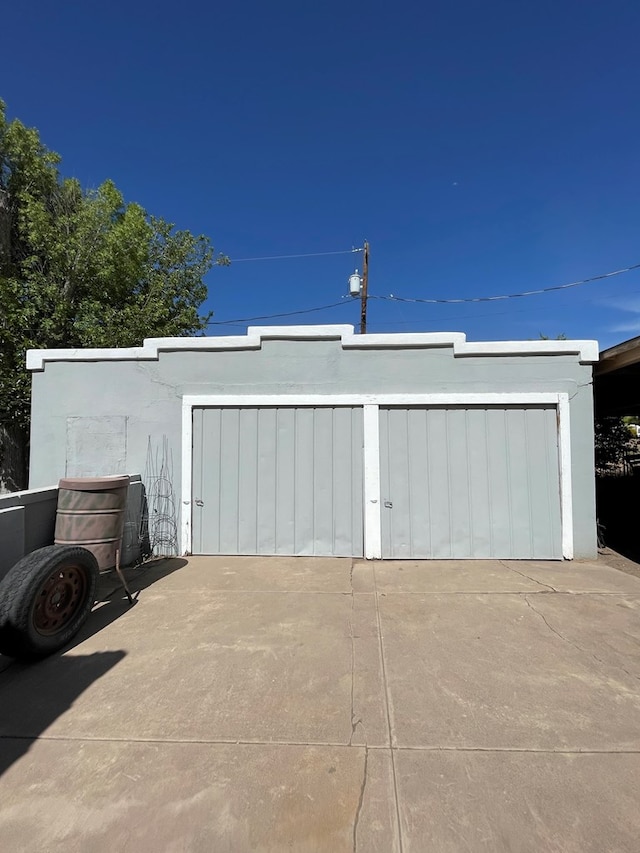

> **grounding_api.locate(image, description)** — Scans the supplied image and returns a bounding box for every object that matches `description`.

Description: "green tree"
[0,100,228,487]
[594,417,635,473]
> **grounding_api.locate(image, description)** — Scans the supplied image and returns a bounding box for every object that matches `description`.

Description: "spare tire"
[0,545,99,660]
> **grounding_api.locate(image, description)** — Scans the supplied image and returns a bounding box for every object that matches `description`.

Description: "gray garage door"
[379,406,562,559]
[192,407,364,556]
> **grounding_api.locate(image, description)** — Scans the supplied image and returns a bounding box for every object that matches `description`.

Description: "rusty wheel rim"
[31,565,88,636]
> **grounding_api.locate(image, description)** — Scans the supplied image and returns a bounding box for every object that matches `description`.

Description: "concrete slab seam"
[0,733,371,748]
[352,746,368,853]
[370,591,639,596]
[373,563,405,853]
[2,734,640,754]
[348,561,366,746]
[390,746,640,754]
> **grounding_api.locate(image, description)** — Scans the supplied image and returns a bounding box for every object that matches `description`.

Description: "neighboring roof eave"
[596,336,640,376]
[26,324,600,372]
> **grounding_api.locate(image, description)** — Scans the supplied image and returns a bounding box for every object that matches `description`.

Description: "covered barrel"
[54,475,130,572]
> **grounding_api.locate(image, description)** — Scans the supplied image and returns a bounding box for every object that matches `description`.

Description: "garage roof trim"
[26,324,599,372]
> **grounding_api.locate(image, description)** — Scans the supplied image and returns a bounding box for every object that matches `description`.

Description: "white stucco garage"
[26,325,599,560]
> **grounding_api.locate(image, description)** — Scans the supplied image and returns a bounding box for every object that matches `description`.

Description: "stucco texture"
[27,331,597,558]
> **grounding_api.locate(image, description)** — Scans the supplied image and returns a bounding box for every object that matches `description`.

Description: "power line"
[207,300,351,326]
[370,261,640,305]
[206,259,640,330]
[230,248,363,263]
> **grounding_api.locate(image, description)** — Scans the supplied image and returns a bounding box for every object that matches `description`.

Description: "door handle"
[384,500,393,509]
[194,498,204,507]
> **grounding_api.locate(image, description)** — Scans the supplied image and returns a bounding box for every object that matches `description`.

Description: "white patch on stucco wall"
[65,416,128,477]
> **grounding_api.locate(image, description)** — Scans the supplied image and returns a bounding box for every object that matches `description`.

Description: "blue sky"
[2,0,639,348]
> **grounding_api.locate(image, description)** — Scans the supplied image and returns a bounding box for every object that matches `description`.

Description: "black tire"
[0,545,99,660]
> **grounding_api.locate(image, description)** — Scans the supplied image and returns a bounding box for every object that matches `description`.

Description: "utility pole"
[360,240,369,334]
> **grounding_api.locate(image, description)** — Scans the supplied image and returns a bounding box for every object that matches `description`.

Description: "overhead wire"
[372,282,640,328]
[230,248,363,262]
[370,261,640,305]
[206,259,640,329]
[207,300,351,326]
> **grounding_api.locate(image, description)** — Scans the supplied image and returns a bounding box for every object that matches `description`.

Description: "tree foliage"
[0,100,227,447]
[594,417,635,473]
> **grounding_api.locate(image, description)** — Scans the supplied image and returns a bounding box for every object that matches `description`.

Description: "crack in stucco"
[352,747,368,853]
[135,363,182,400]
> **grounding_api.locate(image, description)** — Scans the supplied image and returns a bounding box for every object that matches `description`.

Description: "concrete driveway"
[0,555,639,852]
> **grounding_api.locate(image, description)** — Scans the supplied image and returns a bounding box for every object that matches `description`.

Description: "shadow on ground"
[0,558,188,778]
[597,476,640,565]
[73,557,189,646]
[0,650,126,778]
